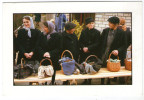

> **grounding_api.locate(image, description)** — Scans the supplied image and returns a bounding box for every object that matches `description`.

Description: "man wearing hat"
[79,17,101,85]
[61,22,79,62]
[100,16,127,84]
[61,22,79,85]
[118,18,132,49]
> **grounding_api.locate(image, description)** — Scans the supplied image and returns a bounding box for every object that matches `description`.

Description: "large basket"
[60,50,75,75]
[107,53,121,72]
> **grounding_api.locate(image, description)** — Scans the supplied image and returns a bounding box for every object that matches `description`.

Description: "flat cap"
[108,16,120,24]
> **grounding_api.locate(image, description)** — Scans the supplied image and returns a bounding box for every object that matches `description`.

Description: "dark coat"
[17,28,41,63]
[13,34,18,63]
[79,28,101,63]
[125,28,132,48]
[37,32,62,70]
[34,13,41,22]
[61,31,79,62]
[118,26,132,48]
[100,28,127,66]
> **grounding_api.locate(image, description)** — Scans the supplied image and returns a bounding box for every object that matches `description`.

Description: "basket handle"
[108,52,119,60]
[61,50,74,60]
[40,58,53,66]
[15,51,19,65]
[21,58,25,68]
[85,55,98,64]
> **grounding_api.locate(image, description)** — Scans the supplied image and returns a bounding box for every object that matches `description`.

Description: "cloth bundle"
[25,60,39,73]
[14,63,33,79]
[83,62,98,75]
[38,65,54,79]
[14,58,39,79]
[75,62,86,74]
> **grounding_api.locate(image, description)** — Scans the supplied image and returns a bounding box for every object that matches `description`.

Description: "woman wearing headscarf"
[17,16,41,63]
[38,21,62,84]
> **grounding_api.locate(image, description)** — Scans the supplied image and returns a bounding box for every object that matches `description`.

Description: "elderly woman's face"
[44,25,49,34]
[23,18,31,28]
[66,28,75,34]
[86,22,94,29]
[69,28,75,34]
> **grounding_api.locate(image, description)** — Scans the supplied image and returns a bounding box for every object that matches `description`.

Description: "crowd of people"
[13,14,132,85]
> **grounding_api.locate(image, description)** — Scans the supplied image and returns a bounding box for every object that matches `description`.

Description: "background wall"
[13,13,132,33]
[94,13,132,32]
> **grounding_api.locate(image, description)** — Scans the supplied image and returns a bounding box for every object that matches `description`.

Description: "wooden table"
[14,66,131,85]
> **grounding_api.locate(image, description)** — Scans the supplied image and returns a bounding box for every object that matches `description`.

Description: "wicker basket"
[21,58,25,68]
[107,53,121,72]
[60,50,74,74]
[39,58,53,77]
[40,58,53,66]
[125,58,132,71]
[84,55,98,66]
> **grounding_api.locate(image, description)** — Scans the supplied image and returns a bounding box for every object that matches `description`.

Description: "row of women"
[15,16,132,85]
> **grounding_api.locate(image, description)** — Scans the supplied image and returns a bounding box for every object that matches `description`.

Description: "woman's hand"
[83,47,89,53]
[28,52,34,59]
[112,50,119,56]
[43,52,50,58]
[24,53,31,59]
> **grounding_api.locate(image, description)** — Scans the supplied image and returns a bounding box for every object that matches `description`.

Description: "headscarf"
[44,21,56,40]
[23,16,35,38]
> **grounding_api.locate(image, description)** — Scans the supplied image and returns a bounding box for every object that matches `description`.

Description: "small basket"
[125,58,132,71]
[39,58,54,77]
[107,53,121,72]
[60,50,75,75]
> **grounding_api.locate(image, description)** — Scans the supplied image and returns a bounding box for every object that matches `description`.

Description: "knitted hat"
[85,17,94,25]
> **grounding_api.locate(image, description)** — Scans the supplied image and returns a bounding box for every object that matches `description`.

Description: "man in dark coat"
[100,16,127,85]
[79,17,101,63]
[61,22,79,85]
[118,18,132,48]
[100,17,127,66]
[61,22,79,62]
